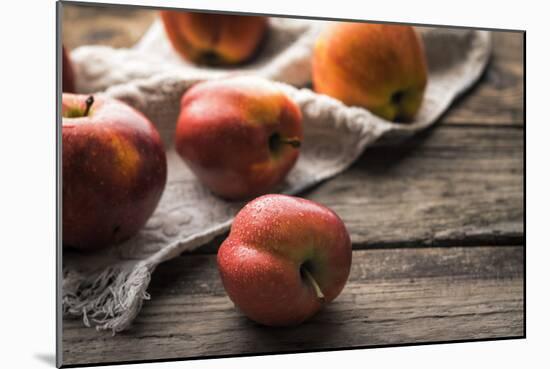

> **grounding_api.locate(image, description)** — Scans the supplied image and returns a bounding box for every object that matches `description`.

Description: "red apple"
[62,46,75,93]
[62,93,167,250]
[217,194,352,326]
[312,23,428,122]
[160,10,268,66]
[175,76,303,200]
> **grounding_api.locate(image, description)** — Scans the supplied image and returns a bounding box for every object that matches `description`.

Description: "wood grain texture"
[62,4,156,50]
[61,5,524,128]
[62,246,524,366]
[194,125,524,253]
[60,4,526,252]
[309,125,524,247]
[60,6,525,367]
[440,31,524,126]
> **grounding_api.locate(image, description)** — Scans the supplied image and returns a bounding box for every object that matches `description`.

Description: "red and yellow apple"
[62,93,167,250]
[175,76,303,200]
[160,10,268,66]
[312,23,428,122]
[217,194,352,326]
[62,46,75,93]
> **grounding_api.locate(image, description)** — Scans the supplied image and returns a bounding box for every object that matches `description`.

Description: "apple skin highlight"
[160,11,268,66]
[313,23,428,122]
[62,93,167,250]
[217,194,352,326]
[175,76,303,201]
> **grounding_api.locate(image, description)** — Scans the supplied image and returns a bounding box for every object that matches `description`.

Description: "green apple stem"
[83,95,94,117]
[279,137,301,148]
[302,268,325,302]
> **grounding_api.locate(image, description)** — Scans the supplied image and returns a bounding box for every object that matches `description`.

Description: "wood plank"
[62,4,156,50]
[308,125,524,248]
[440,31,524,126]
[194,125,524,254]
[60,6,525,250]
[60,5,525,368]
[62,245,524,366]
[61,5,524,127]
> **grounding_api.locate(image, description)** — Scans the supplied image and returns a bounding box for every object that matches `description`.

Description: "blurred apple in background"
[62,46,75,92]
[160,10,268,66]
[62,93,167,250]
[312,23,428,122]
[217,194,352,326]
[175,76,302,200]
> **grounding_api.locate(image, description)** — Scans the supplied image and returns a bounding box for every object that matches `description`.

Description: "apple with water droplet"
[217,194,352,326]
[175,76,303,200]
[62,93,167,250]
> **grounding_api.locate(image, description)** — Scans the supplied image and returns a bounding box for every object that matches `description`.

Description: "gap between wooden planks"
[62,245,524,366]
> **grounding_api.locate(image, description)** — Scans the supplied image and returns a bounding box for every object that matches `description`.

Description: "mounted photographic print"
[57,1,525,367]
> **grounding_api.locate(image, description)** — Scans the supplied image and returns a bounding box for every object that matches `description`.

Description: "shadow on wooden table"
[229,302,355,353]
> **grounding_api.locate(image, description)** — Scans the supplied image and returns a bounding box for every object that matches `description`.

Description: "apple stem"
[83,95,94,117]
[279,137,301,148]
[279,137,302,149]
[302,268,325,302]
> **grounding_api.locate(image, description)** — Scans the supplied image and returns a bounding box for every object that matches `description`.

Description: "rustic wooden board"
[62,4,156,50]
[60,6,525,249]
[308,125,524,247]
[60,5,525,368]
[441,31,524,126]
[194,125,524,254]
[62,245,524,366]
